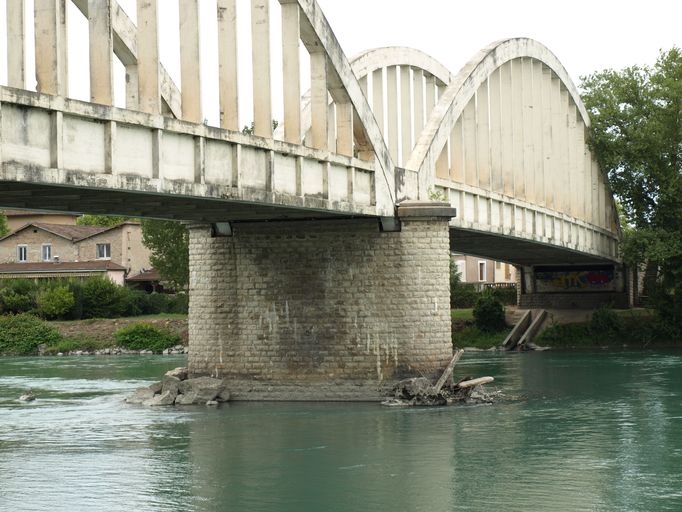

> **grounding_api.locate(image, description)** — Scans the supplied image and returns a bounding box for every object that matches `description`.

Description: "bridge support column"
[187,201,456,400]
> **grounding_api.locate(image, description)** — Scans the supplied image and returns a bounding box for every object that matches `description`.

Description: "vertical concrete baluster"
[137,0,160,114]
[412,68,424,137]
[499,61,513,197]
[34,0,66,95]
[489,68,503,193]
[251,0,272,138]
[336,100,353,157]
[541,66,553,209]
[511,59,525,199]
[521,58,534,203]
[88,0,113,105]
[567,103,578,218]
[386,66,398,163]
[217,0,238,131]
[310,51,328,150]
[462,99,476,187]
[281,1,301,144]
[449,117,463,183]
[400,66,411,165]
[179,0,202,123]
[372,68,384,135]
[476,80,490,190]
[531,60,544,206]
[7,0,26,89]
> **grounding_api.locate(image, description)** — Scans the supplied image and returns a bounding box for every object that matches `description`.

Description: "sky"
[0,0,680,127]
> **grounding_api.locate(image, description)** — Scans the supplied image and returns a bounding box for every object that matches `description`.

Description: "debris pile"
[383,349,499,406]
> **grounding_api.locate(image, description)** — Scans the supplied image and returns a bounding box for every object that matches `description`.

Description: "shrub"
[590,306,623,339]
[36,286,75,319]
[0,287,35,314]
[490,286,517,306]
[81,277,127,318]
[114,323,181,353]
[473,293,506,332]
[0,314,63,355]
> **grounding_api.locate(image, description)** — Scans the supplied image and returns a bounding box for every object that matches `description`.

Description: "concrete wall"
[188,215,453,400]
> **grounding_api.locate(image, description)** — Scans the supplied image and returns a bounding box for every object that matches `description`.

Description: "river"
[0,351,681,511]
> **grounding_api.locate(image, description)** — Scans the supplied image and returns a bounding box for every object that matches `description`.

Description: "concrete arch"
[350,46,453,85]
[406,38,591,191]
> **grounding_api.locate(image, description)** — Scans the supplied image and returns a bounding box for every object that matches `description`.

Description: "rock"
[393,377,434,399]
[19,391,36,402]
[165,367,188,381]
[161,376,181,395]
[178,376,225,403]
[217,388,231,402]
[162,349,170,355]
[148,381,163,394]
[126,386,156,404]
[57,352,64,356]
[144,390,177,406]
[206,400,219,407]
[174,391,199,405]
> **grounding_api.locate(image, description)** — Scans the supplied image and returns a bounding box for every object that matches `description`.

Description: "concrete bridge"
[0,0,622,398]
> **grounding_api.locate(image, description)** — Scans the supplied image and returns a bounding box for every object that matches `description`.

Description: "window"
[17,245,27,263]
[478,261,487,282]
[42,244,52,262]
[96,243,111,259]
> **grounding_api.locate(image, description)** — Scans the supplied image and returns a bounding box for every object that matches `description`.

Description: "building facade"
[451,253,516,288]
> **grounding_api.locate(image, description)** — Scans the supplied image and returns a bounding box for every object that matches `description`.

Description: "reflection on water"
[0,352,681,511]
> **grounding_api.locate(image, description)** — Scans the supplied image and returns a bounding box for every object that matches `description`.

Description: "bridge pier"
[187,202,456,400]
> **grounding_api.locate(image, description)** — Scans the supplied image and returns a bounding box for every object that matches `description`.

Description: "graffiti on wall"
[535,267,616,293]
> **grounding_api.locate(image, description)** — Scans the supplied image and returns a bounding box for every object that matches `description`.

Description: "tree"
[77,214,130,227]
[581,48,682,324]
[140,219,189,289]
[0,212,9,237]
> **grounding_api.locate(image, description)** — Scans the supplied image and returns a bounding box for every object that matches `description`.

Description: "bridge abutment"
[187,202,456,400]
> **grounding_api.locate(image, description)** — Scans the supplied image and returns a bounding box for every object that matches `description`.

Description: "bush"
[590,306,623,339]
[473,293,506,332]
[36,286,75,319]
[114,323,181,353]
[81,277,128,318]
[0,287,35,314]
[490,287,517,306]
[0,314,63,355]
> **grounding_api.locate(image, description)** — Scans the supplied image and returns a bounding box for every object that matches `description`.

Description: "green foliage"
[140,219,189,289]
[535,322,592,347]
[452,325,511,349]
[0,212,9,237]
[36,286,75,319]
[589,306,623,339]
[242,119,279,135]
[0,287,35,314]
[490,287,517,306]
[114,323,181,353]
[0,314,63,355]
[80,277,126,318]
[76,214,131,227]
[473,293,506,332]
[581,47,682,328]
[450,260,479,308]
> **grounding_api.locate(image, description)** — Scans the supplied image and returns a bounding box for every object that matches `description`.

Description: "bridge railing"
[2,0,397,216]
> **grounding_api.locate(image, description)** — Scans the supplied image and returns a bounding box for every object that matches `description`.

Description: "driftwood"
[386,352,497,407]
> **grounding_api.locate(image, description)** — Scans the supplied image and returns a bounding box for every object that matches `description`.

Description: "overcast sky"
[1,0,679,126]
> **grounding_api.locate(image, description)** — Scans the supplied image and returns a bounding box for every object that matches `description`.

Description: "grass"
[453,326,511,349]
[42,336,116,355]
[451,309,474,321]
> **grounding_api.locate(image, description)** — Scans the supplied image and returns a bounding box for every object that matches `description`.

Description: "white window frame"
[41,243,52,262]
[17,244,28,262]
[96,243,111,260]
[478,261,487,282]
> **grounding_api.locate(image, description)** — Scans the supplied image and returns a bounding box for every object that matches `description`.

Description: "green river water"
[0,351,681,511]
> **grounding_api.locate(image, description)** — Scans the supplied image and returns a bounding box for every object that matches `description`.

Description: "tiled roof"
[126,268,161,282]
[30,223,111,241]
[0,261,126,273]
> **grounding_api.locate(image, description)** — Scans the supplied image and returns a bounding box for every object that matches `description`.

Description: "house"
[1,209,79,231]
[451,253,516,288]
[0,222,151,283]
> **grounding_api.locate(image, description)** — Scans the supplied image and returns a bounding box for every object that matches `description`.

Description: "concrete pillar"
[187,201,456,400]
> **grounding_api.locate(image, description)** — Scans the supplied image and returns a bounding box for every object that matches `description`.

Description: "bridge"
[0,0,623,398]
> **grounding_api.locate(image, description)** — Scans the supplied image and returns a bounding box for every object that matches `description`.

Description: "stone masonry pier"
[188,202,455,400]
